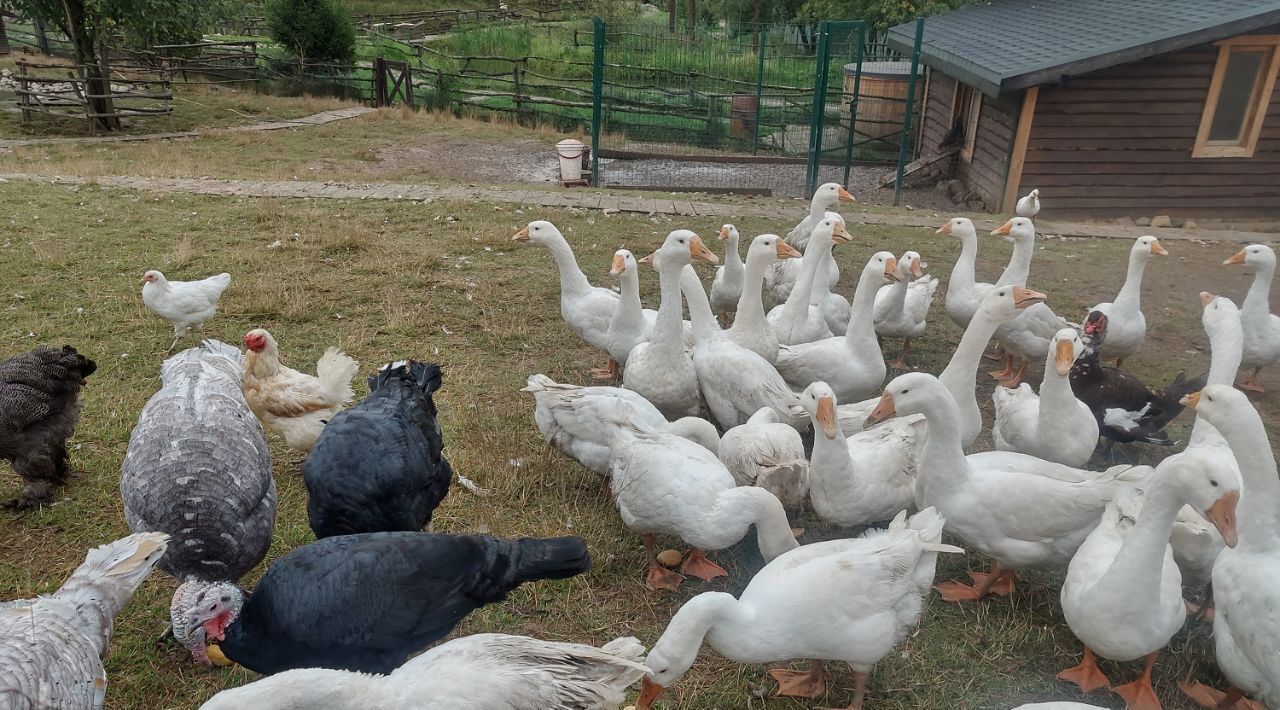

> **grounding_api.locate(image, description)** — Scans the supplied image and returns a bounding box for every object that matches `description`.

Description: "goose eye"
[1210,479,1219,487]
[901,389,910,395]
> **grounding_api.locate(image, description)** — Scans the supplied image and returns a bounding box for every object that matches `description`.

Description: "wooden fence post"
[513,63,524,116]
[373,57,387,106]
[0,15,10,56]
[17,60,28,124]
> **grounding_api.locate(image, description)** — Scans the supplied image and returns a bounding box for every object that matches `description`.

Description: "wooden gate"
[373,57,413,107]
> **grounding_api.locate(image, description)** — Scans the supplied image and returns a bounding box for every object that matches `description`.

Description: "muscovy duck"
[1069,311,1204,447]
[303,361,451,538]
[171,531,591,675]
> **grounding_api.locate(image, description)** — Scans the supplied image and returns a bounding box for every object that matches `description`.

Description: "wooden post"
[686,0,696,37]
[513,63,524,116]
[667,0,676,33]
[0,15,9,56]
[1001,85,1038,214]
[373,57,387,106]
[17,60,28,124]
[751,0,761,53]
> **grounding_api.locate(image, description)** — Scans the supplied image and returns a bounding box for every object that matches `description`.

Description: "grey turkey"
[0,344,96,509]
[170,531,591,676]
[0,531,168,710]
[303,361,452,538]
[119,340,275,635]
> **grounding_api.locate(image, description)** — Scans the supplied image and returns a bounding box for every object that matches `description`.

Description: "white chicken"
[141,270,232,351]
[241,328,359,452]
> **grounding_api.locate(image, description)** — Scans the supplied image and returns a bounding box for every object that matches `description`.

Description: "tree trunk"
[57,0,118,132]
[751,0,761,53]
[0,15,10,56]
[686,0,695,37]
[667,0,675,33]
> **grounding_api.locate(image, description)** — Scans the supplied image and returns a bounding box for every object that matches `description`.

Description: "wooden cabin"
[886,0,1280,218]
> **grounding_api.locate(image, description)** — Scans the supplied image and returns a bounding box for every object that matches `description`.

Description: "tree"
[11,0,211,130]
[795,0,971,34]
[266,0,355,63]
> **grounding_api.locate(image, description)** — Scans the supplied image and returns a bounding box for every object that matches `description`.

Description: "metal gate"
[589,17,924,200]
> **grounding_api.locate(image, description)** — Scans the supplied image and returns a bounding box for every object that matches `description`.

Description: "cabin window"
[951,83,981,162]
[1193,36,1280,158]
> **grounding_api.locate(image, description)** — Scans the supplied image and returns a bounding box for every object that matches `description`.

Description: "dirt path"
[0,170,1275,246]
[0,106,375,149]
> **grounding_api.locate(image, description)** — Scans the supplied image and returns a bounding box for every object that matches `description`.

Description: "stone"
[1171,217,1186,228]
[1114,216,1137,226]
[966,200,986,211]
[1183,219,1199,229]
[945,179,966,200]
[1136,217,1153,226]
[1150,215,1173,228]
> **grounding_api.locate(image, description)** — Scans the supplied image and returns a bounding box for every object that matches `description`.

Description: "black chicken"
[0,345,97,509]
[1069,311,1204,447]
[303,361,452,538]
[170,532,591,675]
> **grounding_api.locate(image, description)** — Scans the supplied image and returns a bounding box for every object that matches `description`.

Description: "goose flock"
[2,183,1280,710]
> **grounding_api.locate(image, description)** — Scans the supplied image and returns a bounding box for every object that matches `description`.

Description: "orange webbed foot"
[768,664,827,699]
[1237,379,1266,393]
[645,564,685,592]
[1112,675,1162,710]
[933,580,985,602]
[680,549,727,582]
[967,570,1017,597]
[1178,681,1264,710]
[1057,650,1110,693]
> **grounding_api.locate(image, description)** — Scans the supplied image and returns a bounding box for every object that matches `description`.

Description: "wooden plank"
[1030,125,1196,139]
[1022,160,1280,176]
[1036,195,1280,209]
[1036,89,1213,104]
[1007,184,1280,198]
[1031,112,1204,128]
[1001,86,1038,214]
[1022,172,1280,187]
[879,147,958,187]
[1046,102,1209,115]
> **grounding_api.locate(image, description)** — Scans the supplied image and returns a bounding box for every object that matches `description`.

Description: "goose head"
[172,580,245,666]
[864,371,942,426]
[1051,328,1084,376]
[717,224,739,244]
[991,216,1035,245]
[639,229,717,270]
[1200,291,1241,341]
[972,284,1046,326]
[800,381,840,438]
[1224,243,1275,271]
[1133,235,1168,259]
[936,216,977,245]
[896,250,925,280]
[747,233,801,266]
[609,249,637,277]
[511,220,564,245]
[1155,451,1240,548]
[807,215,851,252]
[865,250,899,284]
[812,182,855,209]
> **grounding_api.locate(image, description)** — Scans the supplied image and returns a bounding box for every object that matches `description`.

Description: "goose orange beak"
[609,253,626,276]
[639,252,656,267]
[991,220,1014,236]
[1200,291,1215,306]
[910,259,924,278]
[883,257,900,282]
[1012,286,1046,309]
[838,186,856,202]
[512,227,530,242]
[1054,338,1075,376]
[776,241,802,260]
[864,392,895,427]
[636,677,665,710]
[689,234,718,264]
[831,222,852,244]
[816,395,838,438]
[1225,250,1246,266]
[1206,490,1239,548]
[1181,391,1201,408]
[1151,239,1168,256]
[718,225,732,241]
[936,221,953,235]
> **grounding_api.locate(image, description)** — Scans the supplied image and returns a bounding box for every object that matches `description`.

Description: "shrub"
[266,0,357,63]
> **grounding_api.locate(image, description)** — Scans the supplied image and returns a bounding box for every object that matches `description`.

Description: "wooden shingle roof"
[886,0,1280,96]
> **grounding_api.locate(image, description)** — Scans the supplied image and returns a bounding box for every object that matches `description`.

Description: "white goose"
[1224,243,1280,392]
[1090,235,1168,368]
[803,381,920,529]
[990,217,1073,386]
[991,328,1098,467]
[635,508,959,710]
[811,223,854,336]
[681,266,808,430]
[603,249,650,376]
[718,407,809,517]
[198,633,649,710]
[940,217,996,329]
[709,224,745,318]
[514,220,620,367]
[775,251,895,402]
[873,251,939,369]
[1168,293,1245,593]
[767,217,845,345]
[725,234,802,363]
[1057,457,1238,708]
[866,372,1145,602]
[622,230,717,420]
[523,374,720,477]
[837,284,1048,448]
[1175,386,1280,710]
[608,408,800,591]
[1016,188,1040,219]
[764,183,853,303]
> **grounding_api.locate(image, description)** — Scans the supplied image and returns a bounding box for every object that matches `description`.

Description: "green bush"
[266,0,357,63]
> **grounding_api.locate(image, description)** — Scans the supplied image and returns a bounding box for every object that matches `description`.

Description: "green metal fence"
[589,18,925,199]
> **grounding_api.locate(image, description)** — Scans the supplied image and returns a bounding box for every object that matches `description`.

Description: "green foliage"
[796,0,972,33]
[265,0,357,63]
[10,0,219,52]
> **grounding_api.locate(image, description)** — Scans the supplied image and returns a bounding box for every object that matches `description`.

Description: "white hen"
[241,328,359,452]
[141,270,231,351]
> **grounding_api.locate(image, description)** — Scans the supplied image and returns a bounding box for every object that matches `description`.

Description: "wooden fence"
[14,60,173,133]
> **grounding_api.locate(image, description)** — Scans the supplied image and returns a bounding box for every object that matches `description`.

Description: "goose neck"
[733,252,771,332]
[1113,252,1149,310]
[724,235,744,276]
[950,233,977,291]
[546,235,594,296]
[782,241,826,320]
[997,237,1034,287]
[1220,411,1280,548]
[1243,263,1276,319]
[937,311,1004,445]
[1101,479,1183,594]
[679,265,718,343]
[648,592,744,683]
[916,391,970,499]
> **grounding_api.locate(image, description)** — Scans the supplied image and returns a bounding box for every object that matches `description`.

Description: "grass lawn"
[0,180,1273,709]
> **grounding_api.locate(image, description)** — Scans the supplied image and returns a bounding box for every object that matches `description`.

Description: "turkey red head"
[171,580,244,666]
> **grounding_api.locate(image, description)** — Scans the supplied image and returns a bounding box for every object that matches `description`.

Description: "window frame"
[951,83,982,163]
[1192,35,1280,159]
